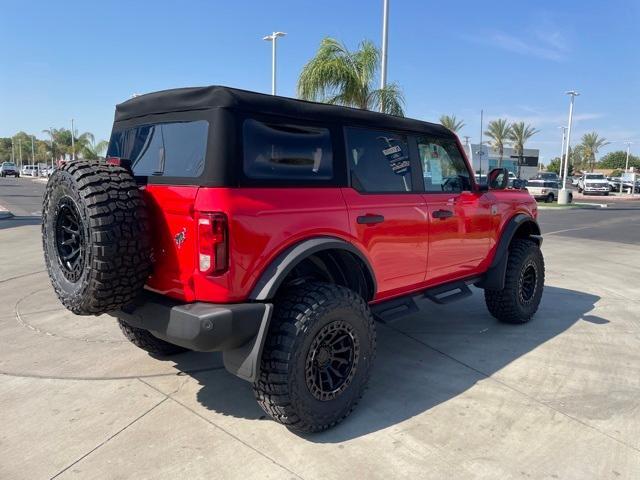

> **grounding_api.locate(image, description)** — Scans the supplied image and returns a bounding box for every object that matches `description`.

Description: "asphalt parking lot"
[1,176,639,479]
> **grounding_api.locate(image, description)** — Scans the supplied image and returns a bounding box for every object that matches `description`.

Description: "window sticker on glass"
[380,137,411,176]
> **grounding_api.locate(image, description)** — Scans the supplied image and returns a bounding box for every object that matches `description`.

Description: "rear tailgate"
[142,185,200,302]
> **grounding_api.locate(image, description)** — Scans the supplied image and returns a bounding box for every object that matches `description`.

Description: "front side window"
[346,127,412,193]
[418,137,471,192]
[107,120,208,177]
[243,119,333,180]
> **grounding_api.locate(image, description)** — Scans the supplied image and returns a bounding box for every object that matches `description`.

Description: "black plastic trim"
[248,237,377,301]
[475,214,542,290]
[113,292,272,382]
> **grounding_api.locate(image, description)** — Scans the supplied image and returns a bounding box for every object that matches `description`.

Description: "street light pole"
[621,141,633,194]
[380,0,389,92]
[559,91,579,204]
[558,126,567,181]
[263,32,286,95]
[31,135,36,165]
[71,118,76,161]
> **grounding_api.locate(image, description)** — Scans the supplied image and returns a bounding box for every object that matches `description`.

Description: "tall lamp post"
[559,91,579,204]
[262,31,286,95]
[621,141,633,194]
[558,126,567,181]
[71,119,76,161]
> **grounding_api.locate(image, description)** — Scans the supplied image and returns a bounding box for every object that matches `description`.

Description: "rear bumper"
[115,292,271,351]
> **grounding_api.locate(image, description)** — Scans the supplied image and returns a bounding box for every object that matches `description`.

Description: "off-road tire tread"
[253,282,376,433]
[42,160,151,315]
[117,319,187,355]
[484,238,544,324]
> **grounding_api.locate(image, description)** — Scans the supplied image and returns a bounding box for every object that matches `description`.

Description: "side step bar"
[422,281,472,304]
[371,278,479,324]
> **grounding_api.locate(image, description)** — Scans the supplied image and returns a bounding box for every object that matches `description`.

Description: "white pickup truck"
[577,173,610,196]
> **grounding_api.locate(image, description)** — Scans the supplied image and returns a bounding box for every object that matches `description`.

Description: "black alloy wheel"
[305,320,360,402]
[54,197,85,283]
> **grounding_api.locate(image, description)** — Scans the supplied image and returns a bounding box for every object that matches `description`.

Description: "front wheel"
[253,282,376,433]
[484,239,545,324]
[545,193,554,203]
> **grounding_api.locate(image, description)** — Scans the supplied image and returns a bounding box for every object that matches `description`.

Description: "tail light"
[197,213,228,275]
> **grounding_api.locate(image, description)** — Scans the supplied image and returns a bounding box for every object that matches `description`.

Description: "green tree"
[439,115,465,133]
[579,132,609,172]
[546,156,574,176]
[298,37,405,116]
[598,150,640,170]
[484,119,513,166]
[508,122,539,157]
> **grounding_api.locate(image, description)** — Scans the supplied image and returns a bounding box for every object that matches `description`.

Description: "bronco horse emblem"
[174,228,187,249]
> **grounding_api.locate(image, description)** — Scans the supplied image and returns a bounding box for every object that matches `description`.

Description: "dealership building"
[462,143,540,179]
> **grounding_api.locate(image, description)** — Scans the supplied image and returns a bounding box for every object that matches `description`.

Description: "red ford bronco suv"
[42,86,543,432]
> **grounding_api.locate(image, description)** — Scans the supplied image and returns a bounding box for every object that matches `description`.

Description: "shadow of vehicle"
[169,285,601,441]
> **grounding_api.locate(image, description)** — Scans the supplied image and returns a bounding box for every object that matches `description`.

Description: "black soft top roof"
[114,85,452,137]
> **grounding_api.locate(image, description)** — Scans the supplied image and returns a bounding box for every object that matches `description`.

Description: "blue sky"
[1,0,638,164]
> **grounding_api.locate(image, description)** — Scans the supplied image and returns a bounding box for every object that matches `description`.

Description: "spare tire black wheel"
[42,161,151,315]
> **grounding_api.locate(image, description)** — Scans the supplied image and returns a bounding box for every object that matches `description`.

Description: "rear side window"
[107,120,208,177]
[243,119,333,180]
[346,127,412,192]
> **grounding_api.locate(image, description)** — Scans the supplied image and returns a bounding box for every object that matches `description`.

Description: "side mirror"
[488,168,508,190]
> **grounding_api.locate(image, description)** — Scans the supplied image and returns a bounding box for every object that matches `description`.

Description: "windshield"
[585,174,605,179]
[2,162,15,167]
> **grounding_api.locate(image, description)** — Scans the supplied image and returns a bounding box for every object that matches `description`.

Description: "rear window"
[107,120,208,177]
[242,119,333,180]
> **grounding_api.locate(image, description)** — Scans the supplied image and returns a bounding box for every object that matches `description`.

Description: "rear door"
[416,135,493,283]
[341,127,429,299]
[106,117,210,301]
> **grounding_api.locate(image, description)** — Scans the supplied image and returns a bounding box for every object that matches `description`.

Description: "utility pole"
[18,139,23,166]
[262,32,286,95]
[559,91,579,204]
[31,135,36,165]
[71,118,76,161]
[558,126,567,181]
[49,128,55,168]
[11,137,14,163]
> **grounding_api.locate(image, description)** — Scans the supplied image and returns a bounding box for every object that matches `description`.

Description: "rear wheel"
[484,239,544,324]
[117,319,188,356]
[545,193,554,203]
[253,282,376,433]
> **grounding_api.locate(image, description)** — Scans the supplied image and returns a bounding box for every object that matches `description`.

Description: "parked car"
[41,86,545,433]
[20,164,39,177]
[571,176,581,186]
[0,162,20,177]
[577,173,610,195]
[526,179,560,203]
[530,172,559,182]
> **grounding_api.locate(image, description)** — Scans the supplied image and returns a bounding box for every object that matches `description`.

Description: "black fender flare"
[248,236,377,301]
[476,214,542,290]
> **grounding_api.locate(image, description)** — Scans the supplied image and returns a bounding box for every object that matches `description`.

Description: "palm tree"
[484,119,513,167]
[439,115,465,133]
[298,37,405,116]
[508,122,539,157]
[579,132,609,172]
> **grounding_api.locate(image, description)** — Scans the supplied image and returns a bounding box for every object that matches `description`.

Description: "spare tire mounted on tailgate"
[42,160,151,315]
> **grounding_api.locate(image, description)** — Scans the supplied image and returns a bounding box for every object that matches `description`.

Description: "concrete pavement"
[0,180,639,479]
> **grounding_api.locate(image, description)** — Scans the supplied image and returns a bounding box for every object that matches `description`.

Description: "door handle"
[432,209,453,219]
[357,214,385,225]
